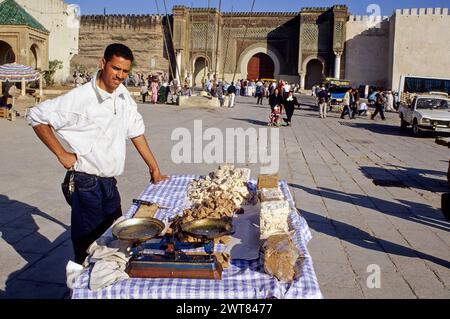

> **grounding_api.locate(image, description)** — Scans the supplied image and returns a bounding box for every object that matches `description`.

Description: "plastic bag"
[263,232,301,283]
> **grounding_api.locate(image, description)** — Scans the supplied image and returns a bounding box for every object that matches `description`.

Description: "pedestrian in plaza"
[216,81,225,107]
[278,80,284,97]
[227,81,236,108]
[269,88,284,112]
[357,101,369,116]
[283,91,300,126]
[351,88,360,119]
[133,73,140,87]
[317,86,329,119]
[183,84,191,97]
[269,81,276,96]
[151,79,158,103]
[235,80,241,96]
[255,81,264,105]
[283,81,290,99]
[385,90,394,112]
[162,82,170,103]
[394,91,400,110]
[264,83,270,101]
[340,87,353,119]
[26,43,169,264]
[371,89,386,120]
[140,78,148,103]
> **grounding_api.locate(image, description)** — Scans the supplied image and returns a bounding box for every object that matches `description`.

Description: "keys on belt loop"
[68,168,75,195]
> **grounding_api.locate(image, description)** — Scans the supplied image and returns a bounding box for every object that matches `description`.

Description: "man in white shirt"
[340,88,353,119]
[27,43,168,264]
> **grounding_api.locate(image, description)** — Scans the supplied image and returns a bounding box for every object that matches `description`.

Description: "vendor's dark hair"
[104,43,134,63]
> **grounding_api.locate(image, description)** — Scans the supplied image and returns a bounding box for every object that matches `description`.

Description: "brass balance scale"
[112,216,233,280]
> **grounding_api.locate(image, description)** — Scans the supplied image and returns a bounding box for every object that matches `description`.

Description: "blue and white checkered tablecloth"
[71,175,322,299]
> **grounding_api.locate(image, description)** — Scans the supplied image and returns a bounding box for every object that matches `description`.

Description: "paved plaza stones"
[0,94,449,299]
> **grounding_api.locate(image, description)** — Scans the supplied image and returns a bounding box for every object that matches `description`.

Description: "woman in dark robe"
[283,91,300,126]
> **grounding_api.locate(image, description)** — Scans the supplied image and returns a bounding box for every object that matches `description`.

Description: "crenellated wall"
[394,7,448,15]
[81,14,165,29]
[71,14,170,77]
[345,7,450,90]
[389,7,450,90]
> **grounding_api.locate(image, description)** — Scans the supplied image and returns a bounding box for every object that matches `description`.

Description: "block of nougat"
[257,174,279,190]
[259,187,285,202]
[260,200,290,239]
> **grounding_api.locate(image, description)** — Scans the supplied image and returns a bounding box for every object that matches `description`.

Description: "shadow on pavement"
[300,209,450,269]
[231,118,269,126]
[359,165,449,194]
[289,184,449,232]
[0,194,72,299]
[339,121,450,138]
[299,103,317,108]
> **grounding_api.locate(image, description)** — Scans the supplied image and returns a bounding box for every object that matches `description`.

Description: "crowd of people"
[72,66,399,125]
[72,71,93,87]
[311,85,398,121]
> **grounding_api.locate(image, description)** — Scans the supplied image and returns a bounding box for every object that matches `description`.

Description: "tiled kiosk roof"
[0,0,49,33]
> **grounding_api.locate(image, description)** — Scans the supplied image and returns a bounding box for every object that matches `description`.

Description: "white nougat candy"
[260,200,290,239]
[259,187,285,202]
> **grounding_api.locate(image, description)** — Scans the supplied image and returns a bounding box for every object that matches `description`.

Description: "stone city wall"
[389,8,450,91]
[345,15,390,88]
[71,14,170,78]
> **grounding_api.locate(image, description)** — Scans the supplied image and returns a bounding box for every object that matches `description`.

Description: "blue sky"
[70,0,450,16]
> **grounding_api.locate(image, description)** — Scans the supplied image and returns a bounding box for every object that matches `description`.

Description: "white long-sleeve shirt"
[27,71,145,177]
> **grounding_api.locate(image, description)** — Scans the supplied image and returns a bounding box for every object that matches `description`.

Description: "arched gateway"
[247,53,275,80]
[305,59,324,90]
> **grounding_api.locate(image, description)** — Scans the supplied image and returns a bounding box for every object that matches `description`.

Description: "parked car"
[398,92,450,136]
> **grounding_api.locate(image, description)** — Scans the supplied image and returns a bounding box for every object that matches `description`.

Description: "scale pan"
[180,218,233,240]
[112,218,164,243]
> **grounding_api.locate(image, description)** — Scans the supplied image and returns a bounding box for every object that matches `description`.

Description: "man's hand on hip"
[58,151,77,170]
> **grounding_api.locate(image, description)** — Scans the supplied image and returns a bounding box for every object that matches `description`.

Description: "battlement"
[80,14,167,28]
[222,11,298,17]
[301,7,331,12]
[395,7,449,16]
[348,15,390,22]
[173,6,298,17]
[300,5,347,12]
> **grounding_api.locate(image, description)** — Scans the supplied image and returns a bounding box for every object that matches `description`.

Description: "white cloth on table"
[83,238,132,290]
[225,204,261,261]
[66,261,84,289]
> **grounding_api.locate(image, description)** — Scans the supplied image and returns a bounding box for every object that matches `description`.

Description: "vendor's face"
[100,55,132,92]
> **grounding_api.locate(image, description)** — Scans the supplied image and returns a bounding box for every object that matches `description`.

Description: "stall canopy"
[0,62,40,82]
[0,62,42,97]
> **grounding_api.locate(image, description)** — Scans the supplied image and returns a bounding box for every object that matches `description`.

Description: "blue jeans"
[62,171,122,263]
